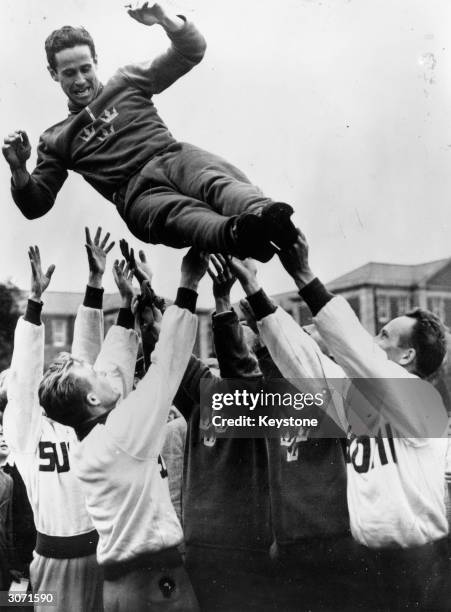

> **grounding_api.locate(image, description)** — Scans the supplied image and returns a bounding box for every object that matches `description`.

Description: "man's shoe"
[261,202,298,250]
[230,212,276,263]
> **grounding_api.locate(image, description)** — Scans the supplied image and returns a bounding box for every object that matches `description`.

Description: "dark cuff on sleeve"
[175,288,198,313]
[116,308,134,329]
[212,309,238,327]
[83,285,104,309]
[299,277,334,316]
[246,289,277,321]
[24,299,42,326]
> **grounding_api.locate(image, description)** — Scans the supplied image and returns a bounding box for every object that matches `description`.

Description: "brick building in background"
[271,258,451,334]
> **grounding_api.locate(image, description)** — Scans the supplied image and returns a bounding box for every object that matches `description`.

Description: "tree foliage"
[0,282,21,373]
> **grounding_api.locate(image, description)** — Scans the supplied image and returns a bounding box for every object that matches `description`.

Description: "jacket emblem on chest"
[79,106,119,144]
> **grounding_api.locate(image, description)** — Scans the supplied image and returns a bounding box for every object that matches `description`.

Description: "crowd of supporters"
[0,226,449,612]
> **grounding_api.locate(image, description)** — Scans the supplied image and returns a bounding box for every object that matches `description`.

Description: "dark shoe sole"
[232,213,276,262]
[261,202,298,250]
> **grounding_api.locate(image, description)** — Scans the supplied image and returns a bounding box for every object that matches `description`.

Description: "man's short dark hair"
[403,308,447,378]
[39,353,89,427]
[45,26,96,71]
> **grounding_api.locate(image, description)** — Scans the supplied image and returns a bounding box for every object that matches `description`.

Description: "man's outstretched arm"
[229,257,349,432]
[72,227,115,363]
[278,231,448,438]
[4,247,55,453]
[122,2,207,95]
[3,130,67,220]
[107,248,209,458]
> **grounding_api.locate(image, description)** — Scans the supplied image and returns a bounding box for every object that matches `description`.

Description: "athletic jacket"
[177,310,272,554]
[251,287,449,548]
[11,19,206,219]
[3,297,103,542]
[255,347,349,548]
[71,299,197,565]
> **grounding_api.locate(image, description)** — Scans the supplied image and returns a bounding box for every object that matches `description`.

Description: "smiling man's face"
[49,44,100,108]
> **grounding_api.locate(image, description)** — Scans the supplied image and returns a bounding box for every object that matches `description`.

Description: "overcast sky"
[1,0,450,306]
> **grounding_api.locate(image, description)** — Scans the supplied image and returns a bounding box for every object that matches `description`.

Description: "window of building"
[377,295,390,324]
[427,296,445,321]
[51,319,68,347]
[395,295,410,315]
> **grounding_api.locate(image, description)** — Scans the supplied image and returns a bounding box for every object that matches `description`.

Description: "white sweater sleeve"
[71,305,104,365]
[258,306,349,432]
[93,325,139,401]
[106,305,197,459]
[3,318,44,453]
[314,296,448,438]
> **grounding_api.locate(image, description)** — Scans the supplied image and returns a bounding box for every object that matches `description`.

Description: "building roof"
[327,258,451,292]
[38,291,122,315]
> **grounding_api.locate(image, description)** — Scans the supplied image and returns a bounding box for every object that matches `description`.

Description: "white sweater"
[4,305,103,538]
[71,305,197,565]
[259,299,448,548]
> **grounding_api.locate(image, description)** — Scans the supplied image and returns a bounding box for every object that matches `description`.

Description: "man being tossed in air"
[2,2,297,261]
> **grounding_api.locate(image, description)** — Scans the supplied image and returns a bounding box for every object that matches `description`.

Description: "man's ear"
[399,347,416,368]
[86,392,101,407]
[47,66,59,82]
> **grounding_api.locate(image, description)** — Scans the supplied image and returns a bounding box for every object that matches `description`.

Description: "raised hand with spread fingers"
[85,226,115,289]
[28,246,55,302]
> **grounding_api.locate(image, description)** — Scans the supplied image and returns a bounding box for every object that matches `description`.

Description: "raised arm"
[72,227,115,363]
[92,258,138,401]
[278,231,447,437]
[122,2,207,95]
[230,256,349,432]
[3,130,67,220]
[4,247,55,453]
[209,254,261,379]
[107,248,208,458]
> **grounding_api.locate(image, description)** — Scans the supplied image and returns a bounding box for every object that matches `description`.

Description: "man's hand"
[2,131,31,170]
[208,254,236,313]
[119,239,153,285]
[228,258,260,296]
[180,248,209,292]
[126,2,184,32]
[239,298,259,334]
[85,227,115,288]
[138,302,163,359]
[112,260,135,308]
[278,229,315,290]
[28,246,55,302]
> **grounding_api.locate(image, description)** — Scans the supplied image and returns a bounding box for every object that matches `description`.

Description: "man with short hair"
[38,247,207,611]
[3,229,113,612]
[2,2,297,260]
[228,237,450,609]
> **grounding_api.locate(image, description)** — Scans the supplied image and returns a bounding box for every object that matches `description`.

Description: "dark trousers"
[185,546,278,612]
[358,537,450,612]
[116,142,274,251]
[270,535,366,612]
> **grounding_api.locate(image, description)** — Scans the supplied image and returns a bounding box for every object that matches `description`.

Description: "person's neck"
[75,412,109,441]
[0,456,9,468]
